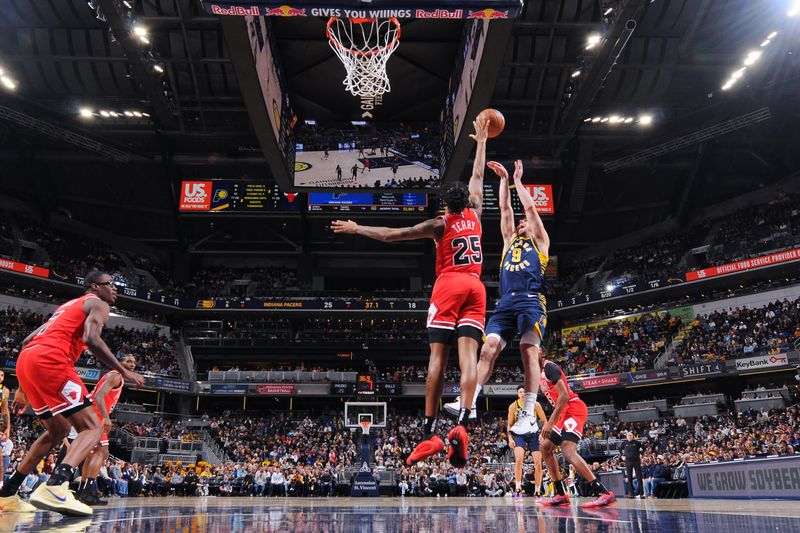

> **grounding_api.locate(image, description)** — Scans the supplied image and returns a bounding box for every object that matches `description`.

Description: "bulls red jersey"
[540,360,580,406]
[25,294,100,364]
[89,370,124,415]
[434,208,483,277]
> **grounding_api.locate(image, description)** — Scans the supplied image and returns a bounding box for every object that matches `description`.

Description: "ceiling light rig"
[583,113,653,127]
[0,66,17,91]
[78,107,151,121]
[720,26,783,91]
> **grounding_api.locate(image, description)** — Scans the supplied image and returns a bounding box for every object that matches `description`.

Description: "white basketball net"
[326,17,401,98]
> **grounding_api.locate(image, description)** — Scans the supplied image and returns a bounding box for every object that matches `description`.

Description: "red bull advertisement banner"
[201,1,523,19]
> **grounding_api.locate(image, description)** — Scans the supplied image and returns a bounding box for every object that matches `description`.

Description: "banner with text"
[675,362,725,378]
[254,384,295,395]
[482,384,520,396]
[574,374,621,389]
[686,247,800,281]
[628,369,670,384]
[687,456,800,499]
[0,259,49,279]
[734,353,790,372]
[75,367,101,381]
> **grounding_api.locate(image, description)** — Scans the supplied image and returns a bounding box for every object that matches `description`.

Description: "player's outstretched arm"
[512,160,550,257]
[467,118,489,217]
[83,299,145,386]
[331,218,444,242]
[487,161,515,245]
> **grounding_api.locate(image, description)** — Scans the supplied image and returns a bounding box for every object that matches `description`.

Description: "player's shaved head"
[84,270,110,288]
[441,182,469,213]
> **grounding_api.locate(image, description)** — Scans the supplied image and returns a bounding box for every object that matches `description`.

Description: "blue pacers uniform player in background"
[446,159,549,436]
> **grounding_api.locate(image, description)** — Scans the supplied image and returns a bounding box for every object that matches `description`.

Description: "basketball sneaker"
[406,435,445,465]
[77,489,108,506]
[540,493,571,506]
[447,425,469,467]
[583,492,617,509]
[30,482,92,517]
[0,494,37,513]
[509,409,538,435]
[443,397,477,420]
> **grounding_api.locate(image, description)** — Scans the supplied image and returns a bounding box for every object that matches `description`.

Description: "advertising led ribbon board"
[202,0,524,19]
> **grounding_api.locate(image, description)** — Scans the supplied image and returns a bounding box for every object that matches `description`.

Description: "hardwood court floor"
[2,496,799,532]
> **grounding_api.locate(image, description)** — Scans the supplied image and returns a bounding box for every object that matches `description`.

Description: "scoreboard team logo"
[179,181,213,211]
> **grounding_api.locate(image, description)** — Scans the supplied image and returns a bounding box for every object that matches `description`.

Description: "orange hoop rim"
[359,420,372,431]
[326,17,402,58]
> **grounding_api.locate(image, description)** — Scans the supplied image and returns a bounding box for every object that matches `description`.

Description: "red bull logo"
[209,5,260,16]
[467,8,509,19]
[265,5,307,16]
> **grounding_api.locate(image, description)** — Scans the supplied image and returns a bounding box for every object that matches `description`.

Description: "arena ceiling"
[0,0,798,258]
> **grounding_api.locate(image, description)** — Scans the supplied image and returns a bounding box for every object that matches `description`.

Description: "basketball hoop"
[359,419,372,436]
[326,17,401,98]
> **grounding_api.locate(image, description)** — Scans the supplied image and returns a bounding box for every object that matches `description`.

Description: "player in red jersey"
[537,350,616,508]
[332,118,489,467]
[74,354,136,505]
[0,271,144,516]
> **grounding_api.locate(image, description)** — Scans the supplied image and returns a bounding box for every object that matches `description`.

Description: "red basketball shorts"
[551,399,588,445]
[17,344,92,419]
[427,272,486,337]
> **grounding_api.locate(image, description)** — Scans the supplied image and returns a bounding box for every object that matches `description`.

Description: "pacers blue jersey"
[499,236,548,297]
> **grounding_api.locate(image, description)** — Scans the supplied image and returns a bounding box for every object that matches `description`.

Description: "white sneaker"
[443,397,477,419]
[509,410,538,435]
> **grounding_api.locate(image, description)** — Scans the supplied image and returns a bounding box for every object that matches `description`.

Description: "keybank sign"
[734,353,789,371]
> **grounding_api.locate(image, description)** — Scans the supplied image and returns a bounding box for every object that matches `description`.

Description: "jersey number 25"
[451,236,482,266]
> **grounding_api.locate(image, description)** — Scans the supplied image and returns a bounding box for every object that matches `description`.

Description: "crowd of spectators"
[0,305,182,377]
[669,297,800,366]
[554,312,683,375]
[5,394,798,500]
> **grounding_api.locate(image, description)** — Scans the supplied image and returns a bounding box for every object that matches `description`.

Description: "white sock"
[523,392,537,414]
[516,482,521,491]
[471,384,482,408]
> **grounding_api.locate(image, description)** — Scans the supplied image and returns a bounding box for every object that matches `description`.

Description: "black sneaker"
[77,490,108,506]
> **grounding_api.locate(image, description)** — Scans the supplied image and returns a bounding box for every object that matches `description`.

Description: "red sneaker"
[406,435,445,465]
[447,425,469,467]
[540,493,571,506]
[583,492,617,509]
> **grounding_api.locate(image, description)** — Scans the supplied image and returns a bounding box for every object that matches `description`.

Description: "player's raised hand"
[513,159,523,181]
[469,117,489,143]
[331,220,358,234]
[487,161,509,180]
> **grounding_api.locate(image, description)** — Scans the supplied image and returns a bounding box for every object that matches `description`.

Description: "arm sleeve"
[543,362,562,384]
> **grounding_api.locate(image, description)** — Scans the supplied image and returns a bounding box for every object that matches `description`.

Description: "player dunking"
[0,271,144,516]
[507,386,547,499]
[332,118,489,467]
[75,355,137,506]
[538,349,616,508]
[446,160,548,432]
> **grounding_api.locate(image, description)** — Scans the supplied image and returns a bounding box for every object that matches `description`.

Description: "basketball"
[478,108,505,138]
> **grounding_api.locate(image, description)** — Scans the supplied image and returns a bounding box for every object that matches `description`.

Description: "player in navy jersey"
[445,160,548,432]
[332,118,489,467]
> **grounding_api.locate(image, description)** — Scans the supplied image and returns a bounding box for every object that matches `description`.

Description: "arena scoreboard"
[308,192,428,213]
[434,183,554,215]
[178,180,300,212]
